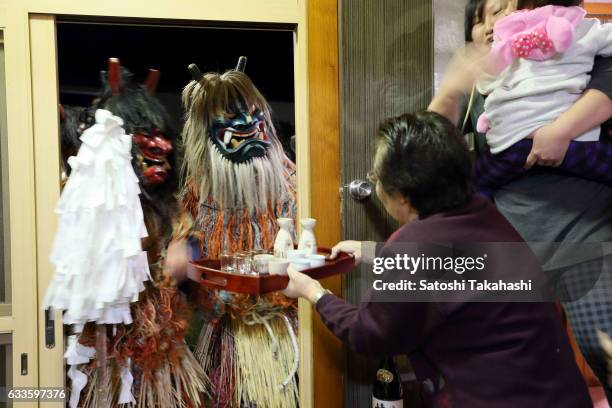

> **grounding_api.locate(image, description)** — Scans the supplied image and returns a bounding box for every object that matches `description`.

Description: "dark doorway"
[56,20,296,159]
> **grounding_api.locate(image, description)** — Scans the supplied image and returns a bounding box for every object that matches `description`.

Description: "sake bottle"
[372,358,403,408]
[297,218,317,255]
[274,218,294,258]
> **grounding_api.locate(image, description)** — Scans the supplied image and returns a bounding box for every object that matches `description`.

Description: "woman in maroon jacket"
[283,111,592,407]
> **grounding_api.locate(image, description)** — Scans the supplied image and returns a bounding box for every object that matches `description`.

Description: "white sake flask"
[274,218,294,258]
[298,218,317,255]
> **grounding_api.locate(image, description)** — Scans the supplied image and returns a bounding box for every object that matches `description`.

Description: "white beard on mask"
[205,139,288,213]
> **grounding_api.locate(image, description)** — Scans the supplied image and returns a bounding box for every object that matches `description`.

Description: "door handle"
[343,179,372,201]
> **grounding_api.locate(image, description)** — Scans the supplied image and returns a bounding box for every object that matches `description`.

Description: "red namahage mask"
[133,128,173,186]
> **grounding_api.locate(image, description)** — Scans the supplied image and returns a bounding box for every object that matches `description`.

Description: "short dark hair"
[465,0,485,43]
[374,111,473,218]
[517,0,581,9]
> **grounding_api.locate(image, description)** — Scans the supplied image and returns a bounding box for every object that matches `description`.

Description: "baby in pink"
[477,4,612,149]
[472,2,612,193]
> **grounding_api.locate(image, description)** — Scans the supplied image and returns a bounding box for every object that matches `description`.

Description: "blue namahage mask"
[209,106,271,163]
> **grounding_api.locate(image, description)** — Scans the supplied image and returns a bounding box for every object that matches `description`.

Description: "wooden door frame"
[307,0,343,406]
[6,0,318,406]
[585,1,612,17]
[6,0,347,405]
[5,0,348,405]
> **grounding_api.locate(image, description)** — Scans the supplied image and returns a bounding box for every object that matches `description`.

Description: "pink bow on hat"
[485,5,586,75]
[511,27,554,58]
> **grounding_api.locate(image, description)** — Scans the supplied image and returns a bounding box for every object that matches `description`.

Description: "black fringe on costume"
[60,105,94,175]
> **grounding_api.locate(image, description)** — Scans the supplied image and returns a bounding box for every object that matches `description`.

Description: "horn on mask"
[188,63,203,81]
[235,56,247,72]
[145,69,160,94]
[108,57,122,96]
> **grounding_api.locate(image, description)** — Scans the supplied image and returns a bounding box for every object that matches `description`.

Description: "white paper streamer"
[118,358,136,405]
[67,366,87,408]
[43,109,150,325]
[65,335,95,408]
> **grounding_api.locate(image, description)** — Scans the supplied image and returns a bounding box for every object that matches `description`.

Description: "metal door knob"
[348,179,372,201]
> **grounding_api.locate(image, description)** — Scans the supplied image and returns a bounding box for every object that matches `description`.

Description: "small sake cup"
[287,249,308,260]
[268,258,290,275]
[308,254,326,268]
[290,258,311,272]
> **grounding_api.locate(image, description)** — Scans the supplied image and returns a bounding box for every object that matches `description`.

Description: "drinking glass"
[220,252,234,272]
[234,252,252,274]
[252,258,269,275]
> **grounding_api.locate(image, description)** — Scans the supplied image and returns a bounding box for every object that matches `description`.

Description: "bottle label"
[376,369,394,383]
[372,397,403,408]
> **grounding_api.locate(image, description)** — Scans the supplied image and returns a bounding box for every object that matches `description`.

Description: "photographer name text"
[373,279,533,292]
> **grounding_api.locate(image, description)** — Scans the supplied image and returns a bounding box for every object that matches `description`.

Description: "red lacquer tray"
[188,247,355,294]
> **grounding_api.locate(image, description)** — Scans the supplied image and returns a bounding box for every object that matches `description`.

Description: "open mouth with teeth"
[220,125,266,149]
[139,154,170,186]
[211,121,271,163]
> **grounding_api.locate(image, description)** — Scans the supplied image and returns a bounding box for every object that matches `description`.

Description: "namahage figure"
[59,58,207,408]
[171,57,299,408]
